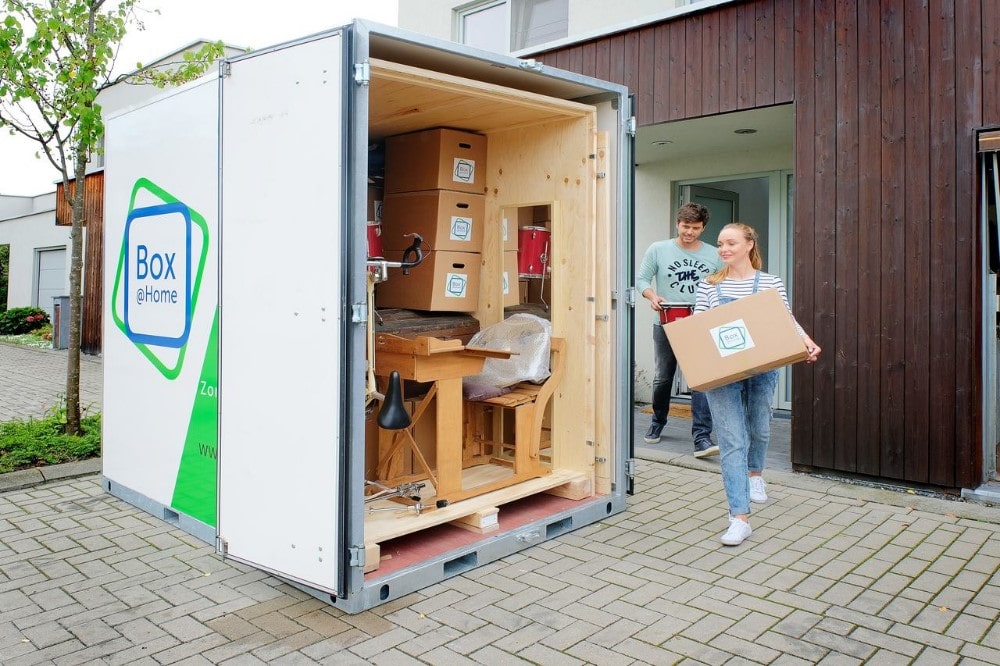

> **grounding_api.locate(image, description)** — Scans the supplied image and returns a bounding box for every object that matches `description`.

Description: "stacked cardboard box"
[376,128,487,312]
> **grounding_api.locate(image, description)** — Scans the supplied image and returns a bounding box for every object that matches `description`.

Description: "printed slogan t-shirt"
[636,239,722,305]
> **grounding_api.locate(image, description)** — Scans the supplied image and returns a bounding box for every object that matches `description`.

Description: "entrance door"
[681,184,737,246]
[35,247,65,320]
[217,31,347,596]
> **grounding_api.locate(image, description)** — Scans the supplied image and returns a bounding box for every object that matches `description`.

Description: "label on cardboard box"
[710,319,756,357]
[450,216,473,241]
[445,273,469,298]
[453,158,476,185]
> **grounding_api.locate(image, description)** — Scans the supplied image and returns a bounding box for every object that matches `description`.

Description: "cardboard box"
[382,190,484,252]
[385,128,487,194]
[664,288,809,391]
[502,250,520,307]
[375,250,481,312]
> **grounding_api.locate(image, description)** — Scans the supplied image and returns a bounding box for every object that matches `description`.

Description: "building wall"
[0,193,77,314]
[398,0,714,51]
[529,0,1000,490]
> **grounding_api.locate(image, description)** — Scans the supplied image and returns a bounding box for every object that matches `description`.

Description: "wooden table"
[373,333,509,501]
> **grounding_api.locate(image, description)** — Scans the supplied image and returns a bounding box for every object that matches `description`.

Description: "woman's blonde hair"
[706,222,763,284]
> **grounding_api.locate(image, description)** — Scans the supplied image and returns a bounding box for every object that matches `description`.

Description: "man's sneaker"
[643,422,665,443]
[749,476,768,503]
[721,517,752,546]
[693,439,720,458]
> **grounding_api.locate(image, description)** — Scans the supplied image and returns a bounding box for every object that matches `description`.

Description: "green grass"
[0,411,101,474]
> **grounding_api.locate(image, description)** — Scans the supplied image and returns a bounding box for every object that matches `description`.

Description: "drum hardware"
[367,502,427,516]
[517,225,551,310]
[365,234,424,407]
[364,480,425,504]
[659,302,694,325]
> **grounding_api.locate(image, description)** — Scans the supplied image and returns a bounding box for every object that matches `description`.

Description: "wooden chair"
[464,337,566,479]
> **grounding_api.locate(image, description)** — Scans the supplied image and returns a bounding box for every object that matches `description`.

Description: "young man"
[636,202,722,457]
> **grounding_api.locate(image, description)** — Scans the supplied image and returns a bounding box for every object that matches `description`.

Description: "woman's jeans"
[705,370,778,516]
[651,324,713,442]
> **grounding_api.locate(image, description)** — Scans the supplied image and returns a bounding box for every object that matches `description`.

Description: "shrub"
[0,412,101,473]
[0,307,50,335]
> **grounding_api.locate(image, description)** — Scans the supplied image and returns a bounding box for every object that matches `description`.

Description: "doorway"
[677,171,794,409]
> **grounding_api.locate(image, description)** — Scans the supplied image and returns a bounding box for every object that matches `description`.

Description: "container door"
[217,32,348,595]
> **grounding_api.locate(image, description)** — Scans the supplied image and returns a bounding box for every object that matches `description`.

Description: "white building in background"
[398,0,724,54]
[0,193,71,320]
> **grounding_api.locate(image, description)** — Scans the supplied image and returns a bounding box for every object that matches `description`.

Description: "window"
[457,0,568,53]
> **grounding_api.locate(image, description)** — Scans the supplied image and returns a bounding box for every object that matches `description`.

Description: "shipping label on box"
[664,288,808,391]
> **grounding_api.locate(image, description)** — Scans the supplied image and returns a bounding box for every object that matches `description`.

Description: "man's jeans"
[704,370,778,516]
[651,324,713,442]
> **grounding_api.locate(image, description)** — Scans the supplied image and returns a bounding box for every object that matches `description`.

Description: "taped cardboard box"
[375,250,481,312]
[664,288,809,391]
[382,190,484,252]
[385,128,487,194]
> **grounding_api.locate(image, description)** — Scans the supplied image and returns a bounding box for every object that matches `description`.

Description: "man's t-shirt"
[636,239,722,304]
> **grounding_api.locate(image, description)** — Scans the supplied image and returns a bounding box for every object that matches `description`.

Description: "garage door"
[36,248,66,320]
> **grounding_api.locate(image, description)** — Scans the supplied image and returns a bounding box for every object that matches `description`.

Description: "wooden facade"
[55,171,103,356]
[533,0,1000,489]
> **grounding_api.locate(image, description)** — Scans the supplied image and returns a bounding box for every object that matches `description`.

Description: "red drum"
[517,226,550,278]
[659,303,693,325]
[366,221,384,259]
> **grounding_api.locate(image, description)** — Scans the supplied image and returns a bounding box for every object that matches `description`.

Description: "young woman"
[694,223,821,546]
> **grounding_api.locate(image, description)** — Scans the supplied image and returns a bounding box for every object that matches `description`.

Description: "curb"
[0,458,102,493]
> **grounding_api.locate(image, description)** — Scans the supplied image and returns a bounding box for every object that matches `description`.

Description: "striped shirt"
[694,271,805,336]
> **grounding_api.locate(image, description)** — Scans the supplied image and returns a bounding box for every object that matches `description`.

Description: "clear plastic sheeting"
[466,314,552,388]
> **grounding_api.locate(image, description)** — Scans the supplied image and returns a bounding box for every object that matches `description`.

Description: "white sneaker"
[749,476,767,503]
[721,517,752,546]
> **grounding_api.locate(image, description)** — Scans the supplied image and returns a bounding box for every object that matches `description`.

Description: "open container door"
[217,31,348,595]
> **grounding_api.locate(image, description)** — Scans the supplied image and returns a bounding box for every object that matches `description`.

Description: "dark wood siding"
[55,171,103,355]
[532,0,1000,489]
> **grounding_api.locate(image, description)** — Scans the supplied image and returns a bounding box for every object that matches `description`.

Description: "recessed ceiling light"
[734,128,757,134]
[651,140,672,146]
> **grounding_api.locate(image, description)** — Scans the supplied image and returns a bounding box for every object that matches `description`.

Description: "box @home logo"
[710,318,756,359]
[111,178,210,379]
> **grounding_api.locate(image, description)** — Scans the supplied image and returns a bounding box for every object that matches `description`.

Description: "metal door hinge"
[217,538,229,557]
[625,116,636,137]
[348,545,366,567]
[625,287,637,307]
[221,62,232,78]
[626,458,636,479]
[354,62,371,87]
[351,303,367,323]
[518,58,543,72]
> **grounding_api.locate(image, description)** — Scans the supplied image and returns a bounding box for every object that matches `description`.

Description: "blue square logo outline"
[123,202,193,349]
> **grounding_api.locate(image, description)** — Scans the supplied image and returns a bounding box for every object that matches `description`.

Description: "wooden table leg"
[434,377,464,499]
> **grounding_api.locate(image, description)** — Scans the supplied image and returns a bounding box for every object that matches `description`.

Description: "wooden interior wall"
[55,171,103,355]
[532,0,1000,489]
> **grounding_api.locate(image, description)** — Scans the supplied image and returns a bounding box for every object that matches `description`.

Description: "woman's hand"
[803,335,821,363]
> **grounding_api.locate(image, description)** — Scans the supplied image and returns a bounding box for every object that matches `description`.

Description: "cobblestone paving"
[2,461,998,664]
[0,344,102,422]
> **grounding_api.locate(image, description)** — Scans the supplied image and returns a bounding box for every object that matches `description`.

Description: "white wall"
[0,193,80,314]
[632,145,791,403]
[398,0,699,50]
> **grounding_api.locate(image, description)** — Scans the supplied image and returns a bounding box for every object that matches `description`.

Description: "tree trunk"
[65,151,86,435]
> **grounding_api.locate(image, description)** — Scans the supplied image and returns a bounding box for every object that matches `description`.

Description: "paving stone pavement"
[1,465,999,664]
[0,344,103,422]
[3,342,1000,663]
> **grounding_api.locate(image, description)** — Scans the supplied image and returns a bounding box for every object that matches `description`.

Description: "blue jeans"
[705,370,778,516]
[651,324,713,442]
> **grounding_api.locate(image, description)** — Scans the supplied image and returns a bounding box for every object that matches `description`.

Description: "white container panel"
[218,33,346,593]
